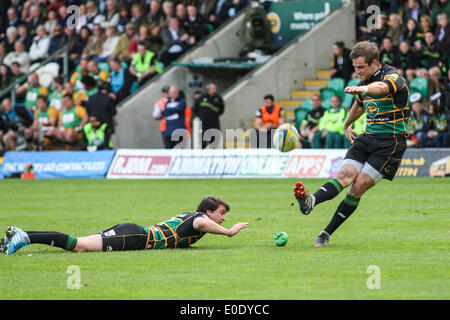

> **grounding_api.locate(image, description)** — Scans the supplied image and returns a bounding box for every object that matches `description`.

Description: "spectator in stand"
[74,3,89,33]
[129,24,151,56]
[52,93,89,150]
[0,44,5,65]
[113,22,136,63]
[312,95,347,149]
[17,24,32,51]
[161,1,175,27]
[196,0,219,28]
[28,25,50,64]
[329,41,354,84]
[380,36,398,66]
[46,23,64,60]
[9,61,25,86]
[299,94,325,149]
[401,18,419,46]
[44,9,59,34]
[3,26,19,54]
[87,59,110,85]
[82,24,107,60]
[81,75,117,134]
[183,3,210,45]
[430,92,450,147]
[403,0,427,24]
[386,13,404,46]
[407,93,434,147]
[28,95,59,150]
[82,113,113,150]
[3,40,31,73]
[431,0,450,26]
[435,13,450,55]
[130,3,146,30]
[117,5,130,34]
[71,57,89,92]
[417,14,435,42]
[49,76,64,112]
[107,57,135,104]
[160,85,187,149]
[46,0,65,17]
[16,72,49,111]
[101,0,120,29]
[70,26,91,67]
[176,3,187,22]
[0,64,12,91]
[148,22,163,55]
[86,1,105,31]
[417,31,446,92]
[0,97,19,152]
[2,7,21,38]
[215,0,249,27]
[193,83,225,148]
[159,17,191,67]
[129,41,161,85]
[25,5,45,38]
[147,0,164,27]
[253,94,285,149]
[96,26,120,63]
[394,40,418,82]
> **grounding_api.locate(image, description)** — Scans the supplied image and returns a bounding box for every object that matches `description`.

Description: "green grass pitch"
[0,177,448,300]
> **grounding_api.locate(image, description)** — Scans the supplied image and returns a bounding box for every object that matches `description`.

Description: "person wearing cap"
[129,40,162,85]
[107,57,135,103]
[407,93,434,147]
[113,22,136,62]
[28,25,50,63]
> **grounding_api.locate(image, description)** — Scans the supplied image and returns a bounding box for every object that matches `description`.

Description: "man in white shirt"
[3,40,31,73]
[29,25,50,63]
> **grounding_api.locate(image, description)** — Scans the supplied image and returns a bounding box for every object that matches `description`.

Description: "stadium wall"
[221,0,356,130]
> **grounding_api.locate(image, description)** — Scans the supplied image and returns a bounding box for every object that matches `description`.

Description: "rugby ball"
[273,123,300,152]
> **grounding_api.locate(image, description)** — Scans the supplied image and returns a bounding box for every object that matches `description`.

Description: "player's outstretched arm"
[344,82,389,96]
[193,217,248,237]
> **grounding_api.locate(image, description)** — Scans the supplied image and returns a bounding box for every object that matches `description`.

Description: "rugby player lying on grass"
[1,197,248,255]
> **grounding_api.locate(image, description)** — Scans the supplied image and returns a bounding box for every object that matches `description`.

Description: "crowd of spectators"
[0,0,249,154]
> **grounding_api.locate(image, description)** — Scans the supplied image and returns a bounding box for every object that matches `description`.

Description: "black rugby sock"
[313,178,344,206]
[26,231,78,251]
[324,194,360,236]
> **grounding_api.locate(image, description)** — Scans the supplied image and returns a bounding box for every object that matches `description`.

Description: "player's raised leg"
[294,163,359,215]
[315,169,376,247]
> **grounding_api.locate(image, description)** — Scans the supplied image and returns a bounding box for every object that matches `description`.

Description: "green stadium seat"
[98,62,110,72]
[320,87,337,101]
[346,78,360,87]
[301,98,314,111]
[327,77,345,92]
[409,77,428,98]
[294,107,309,131]
[342,93,354,109]
[322,98,331,110]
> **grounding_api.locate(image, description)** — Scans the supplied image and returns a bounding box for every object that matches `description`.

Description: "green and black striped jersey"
[356,64,410,136]
[143,212,206,249]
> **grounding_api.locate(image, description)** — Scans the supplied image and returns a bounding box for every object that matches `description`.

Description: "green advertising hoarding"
[267,0,343,46]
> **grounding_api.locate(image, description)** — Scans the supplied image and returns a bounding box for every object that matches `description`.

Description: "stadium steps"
[278,70,330,122]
